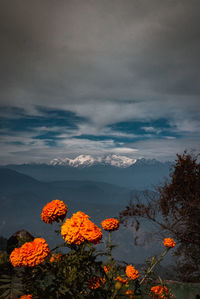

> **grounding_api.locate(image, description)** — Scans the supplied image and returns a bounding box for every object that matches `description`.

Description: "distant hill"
[0,168,133,234]
[4,158,171,189]
[0,168,48,195]
[0,167,131,204]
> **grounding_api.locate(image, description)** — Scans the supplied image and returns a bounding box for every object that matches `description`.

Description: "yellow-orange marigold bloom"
[150,285,168,298]
[61,211,102,245]
[101,218,119,231]
[74,211,90,219]
[126,265,139,280]
[87,277,105,289]
[81,219,102,244]
[50,253,63,263]
[163,238,176,248]
[20,295,32,299]
[10,238,50,267]
[41,199,68,224]
[115,276,129,284]
[61,212,86,245]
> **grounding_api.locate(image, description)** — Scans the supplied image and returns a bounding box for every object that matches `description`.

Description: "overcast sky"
[0,0,199,164]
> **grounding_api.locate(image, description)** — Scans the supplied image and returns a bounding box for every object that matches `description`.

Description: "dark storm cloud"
[0,0,200,163]
[1,0,200,107]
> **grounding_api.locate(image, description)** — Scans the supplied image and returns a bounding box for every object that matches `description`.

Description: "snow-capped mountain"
[49,154,137,168]
[6,157,171,189]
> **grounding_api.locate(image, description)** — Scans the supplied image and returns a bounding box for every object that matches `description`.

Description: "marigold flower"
[150,285,168,298]
[50,253,63,263]
[101,218,119,231]
[81,219,102,244]
[20,295,32,299]
[41,199,67,224]
[75,211,90,219]
[87,277,105,289]
[163,238,176,248]
[10,247,23,267]
[61,212,87,245]
[61,219,84,245]
[41,199,68,224]
[104,264,111,273]
[126,265,139,280]
[115,276,129,284]
[10,238,50,267]
[61,211,102,245]
[126,289,134,298]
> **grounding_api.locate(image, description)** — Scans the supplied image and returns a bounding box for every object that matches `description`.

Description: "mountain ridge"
[3,158,171,189]
[49,154,137,168]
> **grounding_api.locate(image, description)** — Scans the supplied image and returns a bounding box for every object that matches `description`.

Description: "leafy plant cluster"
[0,166,180,298]
[0,240,174,298]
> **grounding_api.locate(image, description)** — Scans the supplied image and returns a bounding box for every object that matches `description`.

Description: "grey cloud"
[124,137,200,161]
[1,0,200,108]
[0,0,200,162]
[0,136,117,164]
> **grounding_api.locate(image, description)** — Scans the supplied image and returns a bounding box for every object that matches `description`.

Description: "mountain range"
[50,154,137,168]
[4,156,171,189]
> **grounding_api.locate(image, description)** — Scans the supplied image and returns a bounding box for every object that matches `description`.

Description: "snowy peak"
[104,155,136,167]
[49,155,137,168]
[69,155,96,167]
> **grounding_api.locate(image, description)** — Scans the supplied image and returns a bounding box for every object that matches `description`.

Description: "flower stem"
[110,289,118,299]
[108,231,112,264]
[140,247,170,285]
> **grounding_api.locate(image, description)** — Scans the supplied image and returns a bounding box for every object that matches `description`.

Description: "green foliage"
[0,194,178,298]
[0,263,23,299]
[0,235,175,298]
[21,242,108,298]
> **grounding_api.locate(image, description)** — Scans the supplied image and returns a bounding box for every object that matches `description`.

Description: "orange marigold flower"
[61,212,86,245]
[81,219,102,244]
[115,276,129,284]
[101,218,119,231]
[104,264,112,273]
[10,247,23,267]
[126,289,134,298]
[10,238,50,267]
[87,277,105,289]
[20,295,32,299]
[163,238,176,248]
[126,265,139,280]
[61,211,102,245]
[74,211,90,219]
[50,253,63,263]
[150,285,168,298]
[41,199,68,224]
